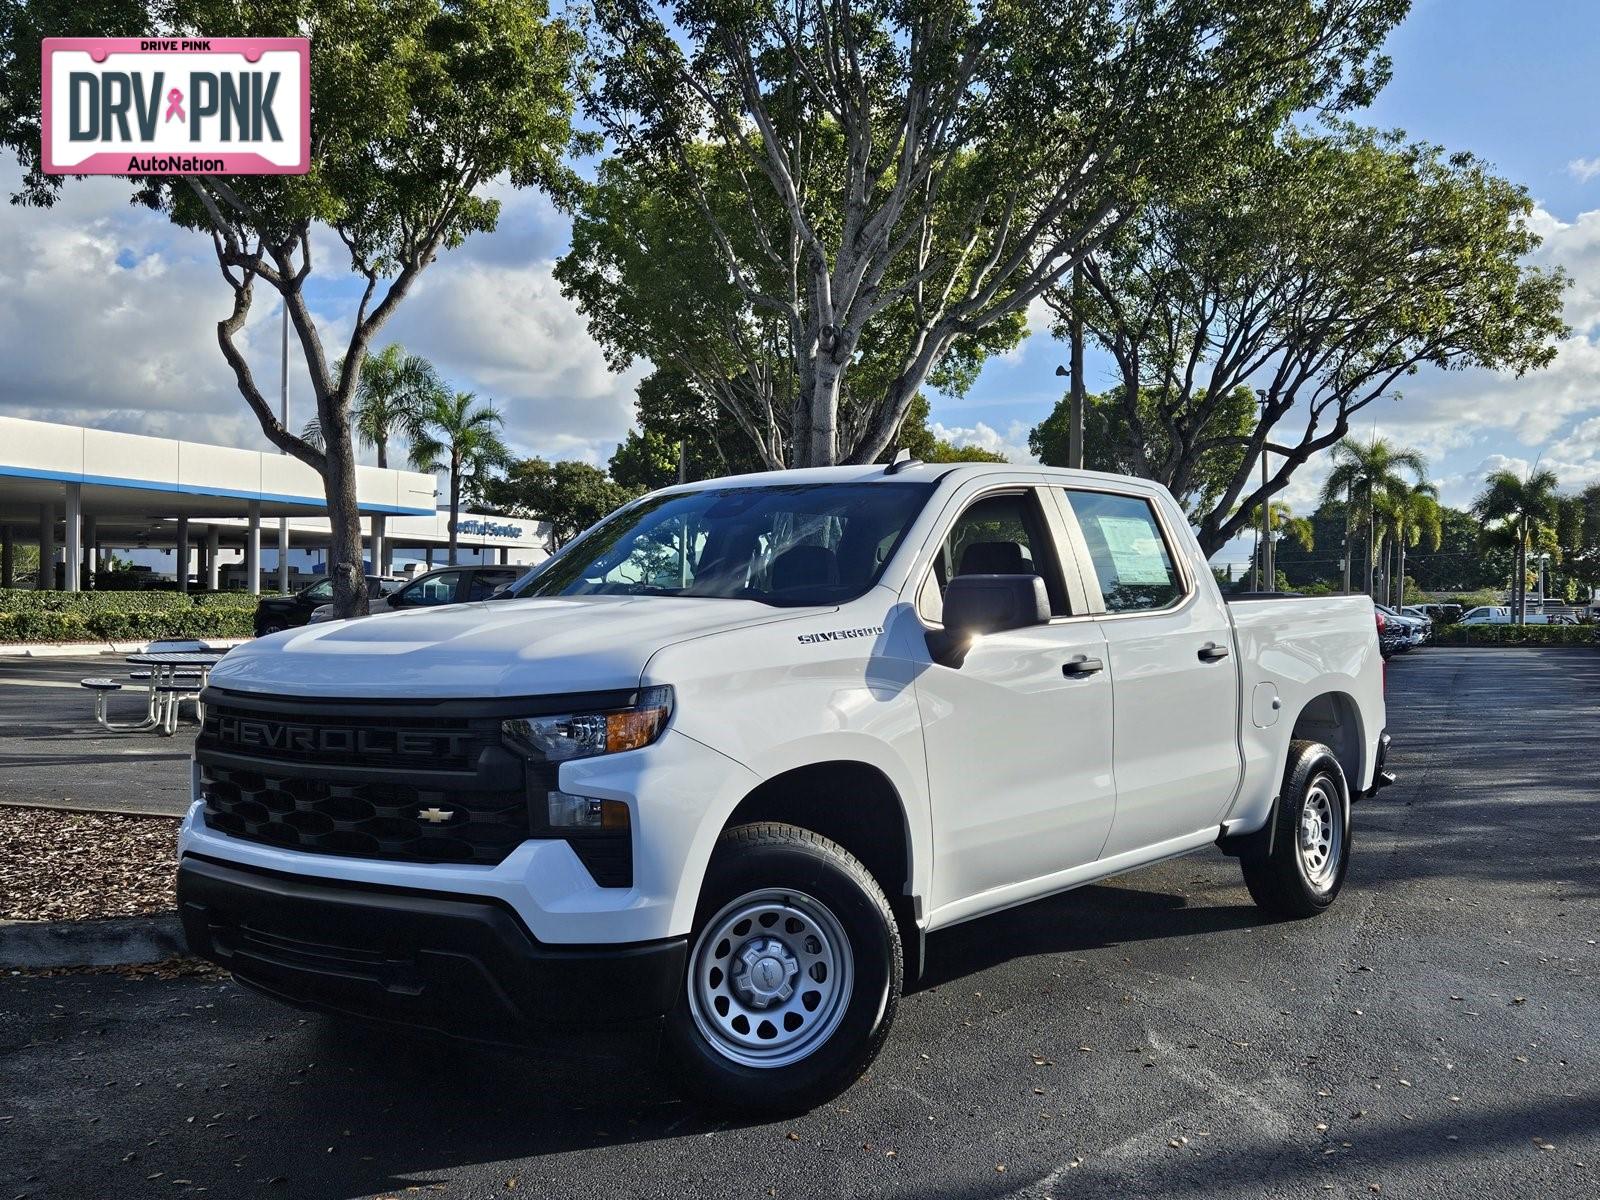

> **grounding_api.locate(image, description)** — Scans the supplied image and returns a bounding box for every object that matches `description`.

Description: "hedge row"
[1432,623,1596,647]
[0,589,256,643]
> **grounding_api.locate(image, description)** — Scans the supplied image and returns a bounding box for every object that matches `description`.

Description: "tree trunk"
[1398,535,1407,607]
[795,359,842,467]
[321,415,368,619]
[448,454,462,566]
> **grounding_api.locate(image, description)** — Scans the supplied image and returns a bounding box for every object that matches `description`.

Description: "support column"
[278,518,290,593]
[175,516,190,594]
[246,502,262,596]
[62,485,82,593]
[425,547,434,569]
[206,527,221,591]
[1,525,13,589]
[82,515,98,590]
[38,503,56,591]
[371,513,387,578]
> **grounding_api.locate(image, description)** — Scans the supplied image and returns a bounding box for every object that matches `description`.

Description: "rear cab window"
[1062,490,1185,613]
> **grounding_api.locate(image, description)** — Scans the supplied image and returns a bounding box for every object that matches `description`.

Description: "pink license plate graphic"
[42,37,309,175]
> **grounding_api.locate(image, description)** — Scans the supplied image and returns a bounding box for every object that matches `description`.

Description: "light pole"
[1053,258,1087,471]
[1254,389,1271,591]
[278,301,291,594]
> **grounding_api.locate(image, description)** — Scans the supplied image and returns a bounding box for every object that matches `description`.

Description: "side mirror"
[927,573,1051,667]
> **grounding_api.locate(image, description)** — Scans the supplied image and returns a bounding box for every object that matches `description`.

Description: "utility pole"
[1342,481,1353,594]
[278,302,291,594]
[1052,260,1088,471]
[1255,389,1271,591]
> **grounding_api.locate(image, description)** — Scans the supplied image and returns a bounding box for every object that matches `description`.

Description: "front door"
[1058,487,1241,857]
[912,486,1117,920]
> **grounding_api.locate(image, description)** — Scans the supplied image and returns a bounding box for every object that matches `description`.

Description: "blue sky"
[4,0,1599,569]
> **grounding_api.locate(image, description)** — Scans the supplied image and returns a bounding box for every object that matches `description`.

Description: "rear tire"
[1241,740,1351,919]
[662,822,902,1116]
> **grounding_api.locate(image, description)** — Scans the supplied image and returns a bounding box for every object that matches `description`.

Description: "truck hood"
[207,595,822,699]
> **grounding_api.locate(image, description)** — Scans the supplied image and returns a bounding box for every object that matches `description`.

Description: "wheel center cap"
[732,936,798,1007]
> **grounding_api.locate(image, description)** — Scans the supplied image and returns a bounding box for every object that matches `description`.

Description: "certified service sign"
[42,38,309,175]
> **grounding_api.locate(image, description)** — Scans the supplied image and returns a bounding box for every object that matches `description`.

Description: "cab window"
[1063,490,1184,613]
[917,489,1069,624]
[301,579,333,603]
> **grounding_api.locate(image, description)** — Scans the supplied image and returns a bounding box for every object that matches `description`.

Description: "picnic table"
[81,646,228,735]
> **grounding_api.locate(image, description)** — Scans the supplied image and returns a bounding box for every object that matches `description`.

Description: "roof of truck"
[657,461,1158,493]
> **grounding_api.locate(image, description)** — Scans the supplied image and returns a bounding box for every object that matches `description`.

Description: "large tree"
[574,0,1404,468]
[1049,124,1568,557]
[1,0,581,616]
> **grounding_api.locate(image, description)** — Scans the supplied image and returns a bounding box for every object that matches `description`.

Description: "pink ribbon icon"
[164,88,185,123]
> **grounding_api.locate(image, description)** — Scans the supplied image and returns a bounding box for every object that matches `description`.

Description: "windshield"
[508,482,935,607]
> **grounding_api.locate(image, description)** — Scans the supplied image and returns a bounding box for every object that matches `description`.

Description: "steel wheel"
[1296,776,1342,891]
[687,888,854,1069]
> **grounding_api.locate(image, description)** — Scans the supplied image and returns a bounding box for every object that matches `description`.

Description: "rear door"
[911,483,1116,920]
[1056,487,1241,857]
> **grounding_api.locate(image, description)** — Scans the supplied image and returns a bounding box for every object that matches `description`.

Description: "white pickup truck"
[178,462,1391,1113]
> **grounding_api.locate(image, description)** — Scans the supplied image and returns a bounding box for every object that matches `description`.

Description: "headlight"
[501,686,674,762]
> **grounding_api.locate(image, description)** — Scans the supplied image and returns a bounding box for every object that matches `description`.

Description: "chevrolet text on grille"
[212,716,470,758]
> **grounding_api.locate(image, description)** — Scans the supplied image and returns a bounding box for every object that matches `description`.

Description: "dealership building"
[0,416,549,592]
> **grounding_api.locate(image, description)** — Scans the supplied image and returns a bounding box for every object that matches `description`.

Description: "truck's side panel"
[1221,595,1385,837]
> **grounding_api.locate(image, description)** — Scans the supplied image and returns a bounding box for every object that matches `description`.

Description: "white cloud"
[1568,157,1600,184]
[930,419,1038,464]
[0,161,637,471]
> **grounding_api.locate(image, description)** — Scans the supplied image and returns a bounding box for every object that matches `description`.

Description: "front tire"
[663,823,902,1115]
[1241,740,1351,919]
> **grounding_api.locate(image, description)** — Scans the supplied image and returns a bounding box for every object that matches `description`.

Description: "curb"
[0,913,186,970]
[0,637,252,659]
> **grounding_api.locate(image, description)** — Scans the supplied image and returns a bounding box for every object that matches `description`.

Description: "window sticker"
[1093,515,1172,585]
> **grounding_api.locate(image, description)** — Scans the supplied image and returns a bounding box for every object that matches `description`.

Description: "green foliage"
[1473,467,1564,620]
[1432,623,1595,647]
[484,459,640,549]
[0,590,254,642]
[576,0,1403,466]
[1054,124,1569,557]
[557,151,1027,468]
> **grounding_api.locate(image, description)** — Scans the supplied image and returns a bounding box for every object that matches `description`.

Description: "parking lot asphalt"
[0,654,195,816]
[2,648,1597,1199]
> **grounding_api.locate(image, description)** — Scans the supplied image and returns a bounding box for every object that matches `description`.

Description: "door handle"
[1197,643,1230,662]
[1062,655,1104,677]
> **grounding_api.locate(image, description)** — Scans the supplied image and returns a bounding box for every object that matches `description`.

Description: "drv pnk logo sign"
[42,38,309,175]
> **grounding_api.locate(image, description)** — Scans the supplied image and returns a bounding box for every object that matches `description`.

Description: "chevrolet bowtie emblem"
[417,807,455,824]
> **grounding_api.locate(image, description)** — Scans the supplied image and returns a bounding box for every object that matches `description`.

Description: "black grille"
[194,689,634,885]
[200,763,533,866]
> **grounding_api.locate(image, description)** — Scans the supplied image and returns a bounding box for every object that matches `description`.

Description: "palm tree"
[302,345,443,466]
[1381,482,1442,607]
[410,392,512,565]
[1319,437,1427,598]
[1473,467,1562,623]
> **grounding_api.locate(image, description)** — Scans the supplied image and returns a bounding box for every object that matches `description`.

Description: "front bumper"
[178,855,686,1042]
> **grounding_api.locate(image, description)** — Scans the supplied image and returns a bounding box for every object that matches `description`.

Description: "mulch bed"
[0,806,178,922]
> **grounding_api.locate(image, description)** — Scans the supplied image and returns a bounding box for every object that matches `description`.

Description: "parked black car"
[253,575,402,636]
[305,565,523,624]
